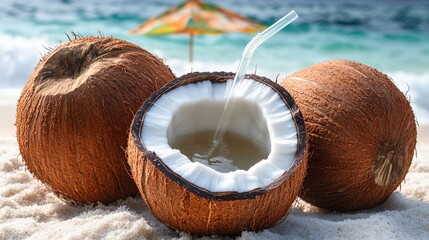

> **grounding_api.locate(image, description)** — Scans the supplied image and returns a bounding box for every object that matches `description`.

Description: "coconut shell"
[281,60,417,211]
[16,36,175,203]
[127,72,308,236]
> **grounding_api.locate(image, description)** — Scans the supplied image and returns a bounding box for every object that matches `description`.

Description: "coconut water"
[170,130,269,173]
[211,11,298,151]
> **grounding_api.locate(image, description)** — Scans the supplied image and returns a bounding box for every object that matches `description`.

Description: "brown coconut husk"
[127,72,308,236]
[16,36,175,204]
[281,60,417,211]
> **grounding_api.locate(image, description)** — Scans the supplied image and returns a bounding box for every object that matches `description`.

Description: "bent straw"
[212,10,299,144]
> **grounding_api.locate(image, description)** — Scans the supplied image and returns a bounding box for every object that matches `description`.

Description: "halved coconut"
[127,72,307,236]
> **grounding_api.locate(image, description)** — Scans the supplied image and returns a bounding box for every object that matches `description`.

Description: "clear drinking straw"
[212,10,299,145]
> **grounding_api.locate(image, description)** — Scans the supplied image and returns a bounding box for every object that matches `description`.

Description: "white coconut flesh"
[142,79,298,193]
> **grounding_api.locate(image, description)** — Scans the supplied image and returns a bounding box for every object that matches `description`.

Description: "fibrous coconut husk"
[16,36,175,203]
[281,60,417,211]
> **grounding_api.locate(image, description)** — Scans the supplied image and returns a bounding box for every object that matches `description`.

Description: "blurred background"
[1,0,428,125]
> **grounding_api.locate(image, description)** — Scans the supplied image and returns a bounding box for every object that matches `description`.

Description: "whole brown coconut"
[281,60,417,211]
[128,72,308,236]
[16,36,175,203]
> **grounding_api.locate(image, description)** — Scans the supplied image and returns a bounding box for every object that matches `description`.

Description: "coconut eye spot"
[34,41,122,95]
[141,79,298,192]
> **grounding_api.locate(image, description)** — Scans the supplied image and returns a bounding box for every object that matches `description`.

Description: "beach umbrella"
[129,0,265,63]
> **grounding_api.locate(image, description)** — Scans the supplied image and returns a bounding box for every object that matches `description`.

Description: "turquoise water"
[1,0,428,121]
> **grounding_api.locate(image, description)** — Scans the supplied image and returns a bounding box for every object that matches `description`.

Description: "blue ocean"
[1,0,428,122]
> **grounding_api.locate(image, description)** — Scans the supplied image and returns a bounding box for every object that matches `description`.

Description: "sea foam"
[390,71,429,124]
[0,34,428,124]
[0,35,49,88]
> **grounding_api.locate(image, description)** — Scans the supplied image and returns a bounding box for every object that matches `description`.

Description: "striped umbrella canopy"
[130,0,265,63]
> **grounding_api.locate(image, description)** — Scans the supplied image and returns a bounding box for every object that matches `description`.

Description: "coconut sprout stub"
[16,36,175,203]
[127,72,307,236]
[281,60,417,211]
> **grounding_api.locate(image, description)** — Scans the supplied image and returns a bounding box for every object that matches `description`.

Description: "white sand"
[1,95,429,239]
[1,138,428,239]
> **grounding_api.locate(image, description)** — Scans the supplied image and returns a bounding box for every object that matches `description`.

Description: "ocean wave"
[390,71,429,124]
[164,58,279,81]
[0,35,49,88]
[0,33,427,124]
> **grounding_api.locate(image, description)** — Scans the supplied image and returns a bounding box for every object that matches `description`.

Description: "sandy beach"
[1,0,428,238]
[1,93,428,239]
